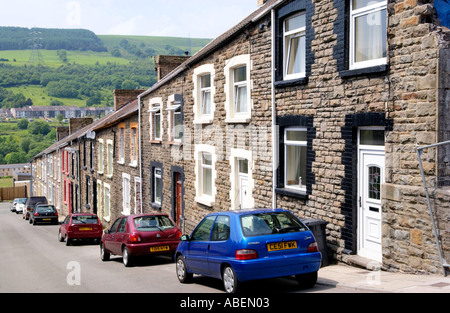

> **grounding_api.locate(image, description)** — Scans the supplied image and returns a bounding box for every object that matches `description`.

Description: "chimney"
[113,89,146,111]
[257,0,268,6]
[56,126,69,141]
[155,54,190,82]
[69,117,93,135]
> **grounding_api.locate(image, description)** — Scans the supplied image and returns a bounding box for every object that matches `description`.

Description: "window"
[130,123,138,165]
[284,12,306,80]
[148,97,163,141]
[195,145,216,206]
[104,183,111,221]
[350,0,387,69]
[106,140,113,178]
[191,215,216,241]
[224,55,252,123]
[83,141,87,168]
[284,128,307,191]
[193,64,215,124]
[211,215,230,241]
[98,139,104,173]
[89,141,94,170]
[154,168,162,205]
[86,175,90,208]
[167,95,183,142]
[118,123,125,163]
[97,180,103,217]
[122,173,131,215]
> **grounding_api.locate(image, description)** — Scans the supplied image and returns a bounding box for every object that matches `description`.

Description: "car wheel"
[58,231,64,242]
[65,237,72,246]
[295,271,318,289]
[122,246,133,267]
[176,255,193,283]
[222,266,239,293]
[29,218,32,224]
[100,243,110,261]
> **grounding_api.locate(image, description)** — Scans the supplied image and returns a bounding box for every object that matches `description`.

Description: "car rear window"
[36,206,56,213]
[240,212,307,237]
[17,198,27,204]
[72,215,99,224]
[134,215,175,232]
[30,197,47,205]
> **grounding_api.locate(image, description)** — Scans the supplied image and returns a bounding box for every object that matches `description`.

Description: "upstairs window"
[201,74,212,116]
[233,66,248,115]
[284,12,306,80]
[118,123,125,164]
[148,98,163,141]
[130,123,138,166]
[350,0,387,69]
[193,64,215,124]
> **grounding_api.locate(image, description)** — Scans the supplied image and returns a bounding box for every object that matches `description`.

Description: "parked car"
[24,196,48,220]
[175,208,322,293]
[100,213,182,267]
[14,198,27,214]
[59,213,103,245]
[10,198,19,212]
[29,204,58,225]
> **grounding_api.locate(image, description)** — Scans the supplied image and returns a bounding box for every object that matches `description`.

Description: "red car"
[100,213,182,267]
[59,213,103,245]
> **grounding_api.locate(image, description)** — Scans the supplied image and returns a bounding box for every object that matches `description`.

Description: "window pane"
[201,90,211,115]
[286,130,307,142]
[202,153,212,166]
[211,215,230,241]
[234,66,246,82]
[191,216,215,241]
[154,113,161,139]
[238,159,248,174]
[235,85,248,113]
[155,176,162,203]
[202,167,212,196]
[360,129,385,146]
[286,145,307,189]
[354,9,386,62]
[286,34,305,75]
[285,13,305,32]
[174,111,183,140]
[201,74,211,88]
[353,0,385,10]
[368,166,381,200]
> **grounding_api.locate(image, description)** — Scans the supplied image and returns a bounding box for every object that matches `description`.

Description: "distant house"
[0,163,31,177]
[10,106,113,120]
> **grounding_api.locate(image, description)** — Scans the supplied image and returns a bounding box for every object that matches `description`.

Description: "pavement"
[317,263,450,293]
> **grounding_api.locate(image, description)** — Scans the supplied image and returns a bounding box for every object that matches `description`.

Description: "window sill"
[274,77,308,88]
[103,216,110,223]
[149,139,162,144]
[128,162,138,168]
[275,187,308,200]
[195,196,214,207]
[117,160,125,165]
[193,118,214,125]
[339,65,388,78]
[150,202,161,210]
[168,141,182,146]
[106,174,113,179]
[225,117,251,124]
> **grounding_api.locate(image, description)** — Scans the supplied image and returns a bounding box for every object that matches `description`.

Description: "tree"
[121,79,139,90]
[28,120,50,136]
[5,151,27,164]
[17,118,28,130]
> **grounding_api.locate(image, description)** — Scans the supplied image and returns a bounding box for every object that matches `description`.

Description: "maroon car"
[59,213,103,245]
[100,213,182,267]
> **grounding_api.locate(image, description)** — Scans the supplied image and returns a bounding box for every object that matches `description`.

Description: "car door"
[112,217,128,255]
[61,215,71,238]
[185,215,216,275]
[104,217,122,254]
[207,215,231,278]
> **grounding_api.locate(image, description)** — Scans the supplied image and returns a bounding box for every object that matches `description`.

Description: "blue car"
[175,208,322,293]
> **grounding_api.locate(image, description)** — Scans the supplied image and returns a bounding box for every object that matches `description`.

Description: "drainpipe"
[271,8,277,209]
[138,95,143,214]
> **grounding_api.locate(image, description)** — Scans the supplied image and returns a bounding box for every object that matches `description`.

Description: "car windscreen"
[30,198,47,205]
[36,206,56,213]
[240,212,308,237]
[72,215,98,224]
[133,215,175,232]
[17,198,27,204]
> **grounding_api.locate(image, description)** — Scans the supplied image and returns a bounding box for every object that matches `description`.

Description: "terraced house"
[31,0,449,275]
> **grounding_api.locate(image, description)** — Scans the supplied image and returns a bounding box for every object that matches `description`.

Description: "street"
[0,202,356,295]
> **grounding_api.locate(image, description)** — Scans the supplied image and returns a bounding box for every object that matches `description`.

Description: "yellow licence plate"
[150,245,170,252]
[79,227,92,231]
[43,218,51,221]
[267,241,297,252]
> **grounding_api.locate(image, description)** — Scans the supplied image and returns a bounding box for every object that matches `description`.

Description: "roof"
[139,0,283,99]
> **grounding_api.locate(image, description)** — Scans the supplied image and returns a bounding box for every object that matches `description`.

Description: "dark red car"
[59,213,103,245]
[100,213,182,267]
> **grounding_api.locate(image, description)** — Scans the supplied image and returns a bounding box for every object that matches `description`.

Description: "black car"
[24,196,48,220]
[29,204,59,225]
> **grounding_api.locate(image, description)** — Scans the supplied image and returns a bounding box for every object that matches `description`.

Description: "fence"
[416,140,450,276]
[0,185,27,201]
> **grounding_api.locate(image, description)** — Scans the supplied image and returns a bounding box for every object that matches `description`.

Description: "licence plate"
[43,218,51,221]
[150,245,170,252]
[267,241,297,252]
[79,227,92,231]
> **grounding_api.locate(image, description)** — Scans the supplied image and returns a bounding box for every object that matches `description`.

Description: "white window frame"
[148,97,163,141]
[103,182,111,222]
[283,12,306,80]
[118,126,125,164]
[193,64,216,124]
[134,177,141,214]
[106,139,113,178]
[194,144,217,207]
[129,125,138,166]
[97,179,103,218]
[166,94,182,142]
[284,127,307,192]
[224,55,252,123]
[122,173,131,215]
[98,139,104,174]
[350,0,387,70]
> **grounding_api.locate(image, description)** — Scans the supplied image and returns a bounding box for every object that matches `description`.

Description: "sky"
[0,0,259,39]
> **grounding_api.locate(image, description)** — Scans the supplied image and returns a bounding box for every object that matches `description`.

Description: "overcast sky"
[0,0,258,39]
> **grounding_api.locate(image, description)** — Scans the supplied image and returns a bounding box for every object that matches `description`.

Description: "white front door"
[358,128,385,262]
[237,158,251,210]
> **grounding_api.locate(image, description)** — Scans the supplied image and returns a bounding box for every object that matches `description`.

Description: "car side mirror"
[181,234,190,241]
[104,230,110,234]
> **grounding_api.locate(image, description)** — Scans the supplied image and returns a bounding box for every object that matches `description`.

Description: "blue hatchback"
[175,208,322,293]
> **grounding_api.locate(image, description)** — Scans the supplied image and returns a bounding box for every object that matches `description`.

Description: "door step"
[347,255,381,271]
